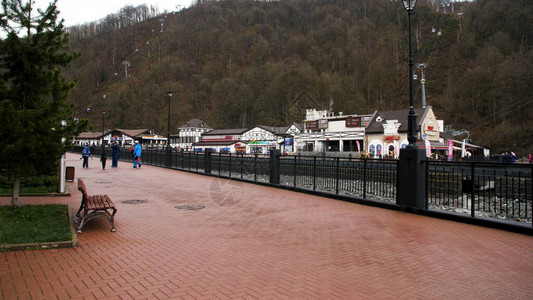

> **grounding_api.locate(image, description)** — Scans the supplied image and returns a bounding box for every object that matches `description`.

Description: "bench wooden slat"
[87,195,115,210]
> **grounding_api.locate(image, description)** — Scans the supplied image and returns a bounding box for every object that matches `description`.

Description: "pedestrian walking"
[111,141,120,167]
[101,151,107,169]
[133,140,142,168]
[81,143,91,168]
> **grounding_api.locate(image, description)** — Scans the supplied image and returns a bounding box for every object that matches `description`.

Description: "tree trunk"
[11,175,21,209]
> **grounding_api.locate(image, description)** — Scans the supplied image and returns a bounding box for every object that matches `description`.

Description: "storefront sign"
[305,121,318,130]
[346,116,361,127]
[345,116,369,127]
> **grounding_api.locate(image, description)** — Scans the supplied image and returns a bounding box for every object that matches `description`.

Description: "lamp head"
[402,0,417,11]
[167,89,173,98]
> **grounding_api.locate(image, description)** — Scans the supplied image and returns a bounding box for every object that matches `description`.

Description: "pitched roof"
[193,141,241,146]
[114,128,150,138]
[365,107,430,134]
[76,131,102,139]
[256,125,290,135]
[179,118,211,129]
[202,128,249,136]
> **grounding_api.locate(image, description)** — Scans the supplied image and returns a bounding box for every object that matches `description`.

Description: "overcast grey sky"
[34,0,194,27]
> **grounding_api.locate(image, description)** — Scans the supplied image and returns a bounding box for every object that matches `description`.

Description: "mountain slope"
[65,0,532,154]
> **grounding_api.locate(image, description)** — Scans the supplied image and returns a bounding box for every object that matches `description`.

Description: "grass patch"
[0,204,72,245]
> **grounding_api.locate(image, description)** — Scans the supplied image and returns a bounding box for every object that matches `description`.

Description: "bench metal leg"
[77,209,117,233]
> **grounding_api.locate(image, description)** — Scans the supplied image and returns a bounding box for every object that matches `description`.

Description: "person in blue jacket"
[81,143,91,168]
[133,140,142,168]
[111,140,120,167]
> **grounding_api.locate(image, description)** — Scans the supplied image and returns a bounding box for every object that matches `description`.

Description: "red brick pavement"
[1,153,532,299]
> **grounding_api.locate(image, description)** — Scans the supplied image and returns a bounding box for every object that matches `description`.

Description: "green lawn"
[0,204,72,247]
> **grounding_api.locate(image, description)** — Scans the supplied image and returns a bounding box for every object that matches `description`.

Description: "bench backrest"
[78,179,88,200]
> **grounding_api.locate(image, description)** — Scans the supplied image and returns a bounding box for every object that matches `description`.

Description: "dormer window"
[376,116,383,122]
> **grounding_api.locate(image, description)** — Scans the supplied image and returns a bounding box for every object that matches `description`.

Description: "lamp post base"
[398,147,426,210]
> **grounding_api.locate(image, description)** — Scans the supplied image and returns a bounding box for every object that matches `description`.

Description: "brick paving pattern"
[1,153,532,299]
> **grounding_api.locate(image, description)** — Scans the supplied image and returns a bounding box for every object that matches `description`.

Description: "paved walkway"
[1,153,532,299]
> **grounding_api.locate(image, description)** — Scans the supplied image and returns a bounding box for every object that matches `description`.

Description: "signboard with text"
[346,116,369,127]
[305,121,318,130]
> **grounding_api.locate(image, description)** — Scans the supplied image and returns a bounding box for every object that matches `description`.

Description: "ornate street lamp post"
[166,89,173,167]
[101,94,107,154]
[398,0,426,210]
[101,110,105,153]
[403,0,418,148]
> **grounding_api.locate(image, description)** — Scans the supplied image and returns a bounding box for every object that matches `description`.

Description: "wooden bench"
[76,179,117,233]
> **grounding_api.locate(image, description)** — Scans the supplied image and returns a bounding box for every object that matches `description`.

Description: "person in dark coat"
[111,141,120,167]
[81,143,91,168]
[100,151,107,169]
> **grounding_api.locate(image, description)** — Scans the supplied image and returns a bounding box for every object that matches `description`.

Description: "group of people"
[501,152,517,163]
[81,139,142,169]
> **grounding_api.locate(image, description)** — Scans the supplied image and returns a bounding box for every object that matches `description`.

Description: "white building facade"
[294,109,371,153]
[171,119,213,150]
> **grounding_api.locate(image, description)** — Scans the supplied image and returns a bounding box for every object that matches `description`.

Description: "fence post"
[165,147,171,167]
[313,156,317,191]
[229,153,232,177]
[204,148,212,174]
[269,150,281,185]
[293,156,297,187]
[254,153,257,181]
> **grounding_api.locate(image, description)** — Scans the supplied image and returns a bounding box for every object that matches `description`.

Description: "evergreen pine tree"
[0,0,87,208]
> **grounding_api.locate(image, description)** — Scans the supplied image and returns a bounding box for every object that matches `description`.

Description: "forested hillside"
[64,0,532,154]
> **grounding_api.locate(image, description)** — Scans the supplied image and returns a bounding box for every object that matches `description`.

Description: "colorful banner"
[461,139,466,158]
[425,139,431,157]
[356,140,361,155]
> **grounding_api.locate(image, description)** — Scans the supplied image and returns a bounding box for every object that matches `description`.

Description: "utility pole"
[418,63,427,108]
[123,61,130,78]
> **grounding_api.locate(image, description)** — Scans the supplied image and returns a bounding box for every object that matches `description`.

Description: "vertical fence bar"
[363,159,367,199]
[240,153,244,179]
[313,157,317,191]
[254,154,257,181]
[470,162,476,217]
[511,177,516,217]
[425,160,429,209]
[335,157,340,195]
[293,156,297,187]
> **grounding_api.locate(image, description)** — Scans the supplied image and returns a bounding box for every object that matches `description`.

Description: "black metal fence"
[279,155,398,202]
[426,161,532,223]
[72,146,532,226]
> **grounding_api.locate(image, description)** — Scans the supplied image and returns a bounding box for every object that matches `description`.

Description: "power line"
[461,98,533,132]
